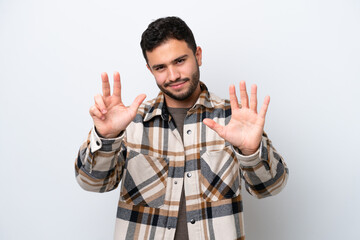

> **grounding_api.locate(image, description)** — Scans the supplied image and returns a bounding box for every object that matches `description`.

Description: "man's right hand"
[89,72,146,138]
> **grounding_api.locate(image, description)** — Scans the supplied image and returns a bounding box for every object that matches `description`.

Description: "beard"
[157,64,200,101]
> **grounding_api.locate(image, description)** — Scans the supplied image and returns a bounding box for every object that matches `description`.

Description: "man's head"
[140,16,197,63]
[140,17,202,108]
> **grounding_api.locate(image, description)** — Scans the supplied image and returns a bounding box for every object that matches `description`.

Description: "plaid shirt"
[75,83,289,240]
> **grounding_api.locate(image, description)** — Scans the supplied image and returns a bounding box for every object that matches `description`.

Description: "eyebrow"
[172,54,188,64]
[151,54,188,69]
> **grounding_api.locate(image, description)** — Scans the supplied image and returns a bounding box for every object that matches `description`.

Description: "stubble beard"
[157,65,200,101]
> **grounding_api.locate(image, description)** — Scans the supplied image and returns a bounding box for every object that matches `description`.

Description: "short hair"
[140,16,197,62]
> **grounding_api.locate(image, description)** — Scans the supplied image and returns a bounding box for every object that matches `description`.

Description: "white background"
[1,0,359,239]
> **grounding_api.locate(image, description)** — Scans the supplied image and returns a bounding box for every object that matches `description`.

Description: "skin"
[89,39,270,155]
[203,82,270,155]
[89,72,146,138]
[146,39,202,108]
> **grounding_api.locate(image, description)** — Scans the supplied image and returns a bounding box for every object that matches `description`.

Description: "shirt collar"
[143,82,214,122]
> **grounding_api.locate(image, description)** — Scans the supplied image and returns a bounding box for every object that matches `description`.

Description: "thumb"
[203,118,225,138]
[129,94,146,113]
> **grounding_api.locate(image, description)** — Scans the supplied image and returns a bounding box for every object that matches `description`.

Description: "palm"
[93,97,133,136]
[203,81,269,155]
[221,106,265,154]
[90,72,146,138]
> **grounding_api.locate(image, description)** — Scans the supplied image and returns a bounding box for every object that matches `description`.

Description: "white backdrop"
[1,0,359,239]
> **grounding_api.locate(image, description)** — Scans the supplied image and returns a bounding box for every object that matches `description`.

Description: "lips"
[165,78,189,89]
[170,81,186,89]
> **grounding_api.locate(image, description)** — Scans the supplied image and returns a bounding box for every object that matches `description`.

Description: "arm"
[75,128,126,192]
[75,72,146,192]
[203,81,288,198]
[234,133,288,199]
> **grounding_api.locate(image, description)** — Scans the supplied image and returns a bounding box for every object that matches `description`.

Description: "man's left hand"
[203,81,269,155]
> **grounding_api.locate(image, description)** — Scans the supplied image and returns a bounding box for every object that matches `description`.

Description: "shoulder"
[132,96,164,123]
[137,98,157,117]
[208,92,231,110]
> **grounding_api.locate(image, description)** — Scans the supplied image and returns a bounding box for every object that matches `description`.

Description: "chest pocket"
[120,150,168,208]
[200,146,241,202]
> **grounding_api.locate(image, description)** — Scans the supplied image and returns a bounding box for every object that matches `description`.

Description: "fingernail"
[102,109,107,114]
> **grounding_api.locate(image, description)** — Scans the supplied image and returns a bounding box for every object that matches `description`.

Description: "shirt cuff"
[90,126,125,153]
[232,141,263,167]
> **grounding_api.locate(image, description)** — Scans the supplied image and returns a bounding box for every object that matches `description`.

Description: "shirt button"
[168,226,171,230]
[96,141,100,146]
[187,172,192,178]
[190,219,195,224]
[187,130,192,135]
[174,181,178,185]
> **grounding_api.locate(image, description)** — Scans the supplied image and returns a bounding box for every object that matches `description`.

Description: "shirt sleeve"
[74,127,126,192]
[232,132,289,199]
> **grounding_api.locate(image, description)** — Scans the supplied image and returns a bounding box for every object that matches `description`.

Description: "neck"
[164,84,201,108]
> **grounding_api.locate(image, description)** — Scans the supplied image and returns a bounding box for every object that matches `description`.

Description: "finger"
[113,72,121,97]
[239,81,249,108]
[250,84,258,113]
[259,96,270,119]
[101,72,111,97]
[94,94,107,114]
[89,105,105,120]
[129,94,147,113]
[203,118,225,138]
[229,85,239,110]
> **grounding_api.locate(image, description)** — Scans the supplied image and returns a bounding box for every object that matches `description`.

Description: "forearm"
[235,133,289,199]
[75,127,126,192]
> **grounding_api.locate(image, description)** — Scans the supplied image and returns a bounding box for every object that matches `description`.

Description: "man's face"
[146,39,202,102]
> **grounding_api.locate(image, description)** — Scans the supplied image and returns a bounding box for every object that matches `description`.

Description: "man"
[75,16,288,240]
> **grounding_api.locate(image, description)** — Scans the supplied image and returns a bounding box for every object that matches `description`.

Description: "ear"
[195,46,202,66]
[146,64,153,73]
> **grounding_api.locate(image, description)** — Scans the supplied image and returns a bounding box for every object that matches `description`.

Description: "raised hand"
[203,81,269,155]
[89,72,146,138]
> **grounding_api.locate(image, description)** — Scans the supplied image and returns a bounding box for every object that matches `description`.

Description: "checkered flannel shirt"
[75,82,289,240]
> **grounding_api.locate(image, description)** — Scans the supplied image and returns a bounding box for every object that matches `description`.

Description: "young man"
[75,16,288,240]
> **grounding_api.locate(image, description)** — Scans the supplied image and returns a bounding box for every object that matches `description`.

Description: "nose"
[168,66,180,81]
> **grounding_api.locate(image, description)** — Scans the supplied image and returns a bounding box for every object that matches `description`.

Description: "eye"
[154,65,164,71]
[176,58,185,64]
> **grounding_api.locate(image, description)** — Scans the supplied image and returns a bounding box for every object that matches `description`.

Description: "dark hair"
[140,16,197,62]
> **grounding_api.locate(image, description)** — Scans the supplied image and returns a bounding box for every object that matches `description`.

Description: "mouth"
[166,79,189,90]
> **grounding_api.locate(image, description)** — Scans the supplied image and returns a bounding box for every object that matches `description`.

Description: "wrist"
[237,144,260,156]
[240,149,257,156]
[95,127,123,139]
[103,132,122,138]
